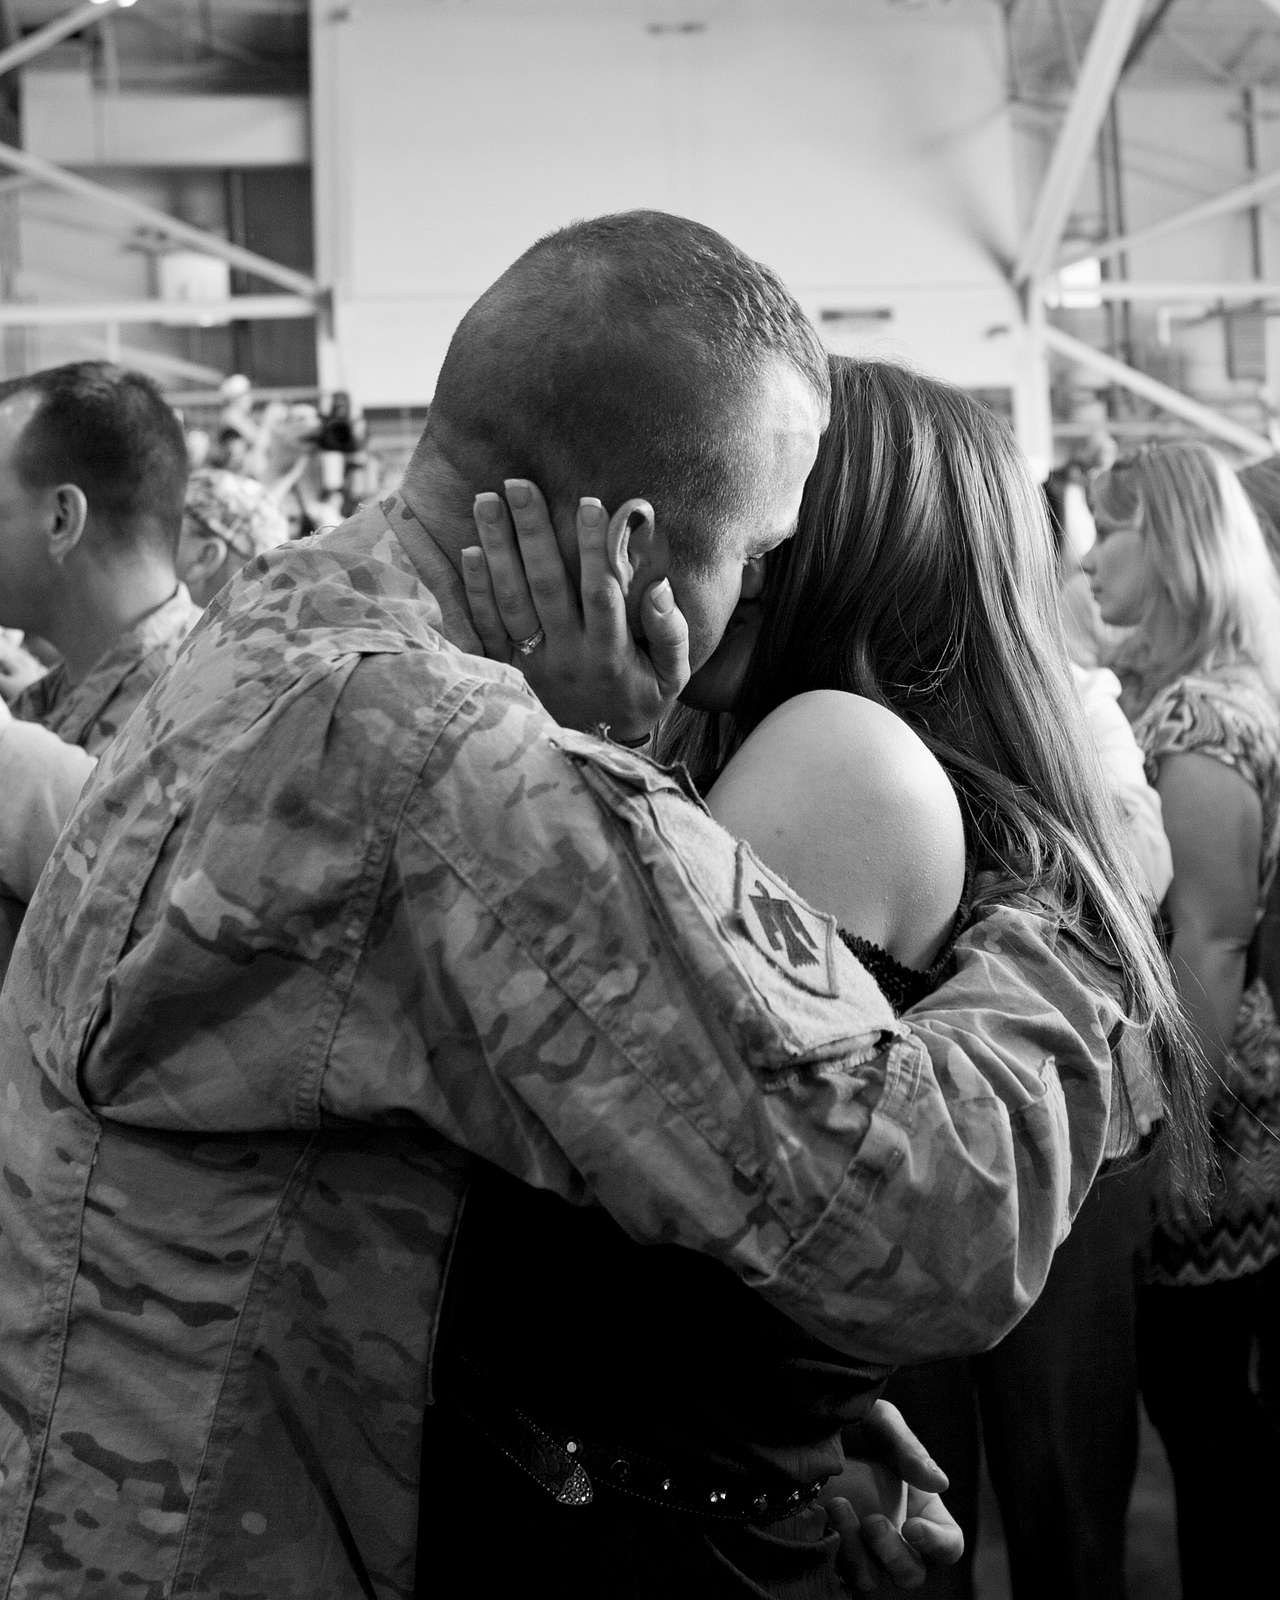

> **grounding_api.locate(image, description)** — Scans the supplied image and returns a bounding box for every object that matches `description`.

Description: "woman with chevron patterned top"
[1085,439,1280,1600]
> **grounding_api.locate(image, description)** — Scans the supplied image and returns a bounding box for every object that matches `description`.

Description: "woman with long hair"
[665,366,1202,1600]
[663,363,1198,1171]
[434,357,1207,1599]
[1083,440,1280,1599]
[1236,452,1280,1015]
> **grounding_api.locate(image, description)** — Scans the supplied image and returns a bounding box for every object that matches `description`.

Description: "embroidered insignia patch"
[734,842,838,998]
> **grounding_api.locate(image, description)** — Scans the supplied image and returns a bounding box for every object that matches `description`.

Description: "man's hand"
[461,479,689,741]
[0,632,44,707]
[823,1400,963,1592]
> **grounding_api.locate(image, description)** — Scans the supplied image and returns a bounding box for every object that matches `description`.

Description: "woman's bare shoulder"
[706,691,967,967]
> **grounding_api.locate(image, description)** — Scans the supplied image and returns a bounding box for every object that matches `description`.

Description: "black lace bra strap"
[837,931,935,1014]
[838,862,973,1014]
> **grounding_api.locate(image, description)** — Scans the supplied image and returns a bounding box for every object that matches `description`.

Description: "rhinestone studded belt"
[557,1431,824,1523]
[449,1360,824,1525]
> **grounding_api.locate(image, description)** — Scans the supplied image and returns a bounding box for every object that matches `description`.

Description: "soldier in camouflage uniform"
[0,363,200,973]
[176,466,291,608]
[0,214,1121,1599]
[0,363,199,758]
[0,463,290,931]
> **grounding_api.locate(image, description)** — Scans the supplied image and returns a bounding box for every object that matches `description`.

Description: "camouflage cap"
[184,468,290,560]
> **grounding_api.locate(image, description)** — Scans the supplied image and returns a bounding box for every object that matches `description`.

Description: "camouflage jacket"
[0,498,1121,1599]
[11,584,201,756]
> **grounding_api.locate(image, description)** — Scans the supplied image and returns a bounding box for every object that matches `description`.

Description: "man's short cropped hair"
[419,211,830,559]
[0,361,189,555]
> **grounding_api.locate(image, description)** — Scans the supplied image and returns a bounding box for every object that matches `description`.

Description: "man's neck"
[47,559,179,684]
[394,460,476,578]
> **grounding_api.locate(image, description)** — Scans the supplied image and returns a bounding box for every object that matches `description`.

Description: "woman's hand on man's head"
[461,478,689,742]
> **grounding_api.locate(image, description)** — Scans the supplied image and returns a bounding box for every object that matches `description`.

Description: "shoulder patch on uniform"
[734,841,839,998]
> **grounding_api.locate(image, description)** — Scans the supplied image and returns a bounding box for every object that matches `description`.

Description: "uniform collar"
[17,585,200,751]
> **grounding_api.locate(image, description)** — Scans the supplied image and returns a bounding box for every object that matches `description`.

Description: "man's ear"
[605,498,669,628]
[182,536,228,588]
[46,484,89,565]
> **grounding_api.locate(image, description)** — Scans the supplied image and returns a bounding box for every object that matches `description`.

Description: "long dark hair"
[662,356,1208,1193]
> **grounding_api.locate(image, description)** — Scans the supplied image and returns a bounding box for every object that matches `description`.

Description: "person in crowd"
[175,465,292,606]
[209,421,253,474]
[1237,452,1280,1016]
[0,361,198,755]
[184,424,212,470]
[1048,460,1135,673]
[1083,439,1280,1600]
[0,213,1151,1599]
[0,464,292,935]
[1044,465,1171,903]
[867,463,1174,1600]
[448,356,1205,1598]
[0,361,200,970]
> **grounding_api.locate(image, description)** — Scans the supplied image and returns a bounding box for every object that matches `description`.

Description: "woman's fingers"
[640,578,690,702]
[854,1402,949,1495]
[902,1509,964,1567]
[861,1515,928,1589]
[576,497,629,655]
[460,543,512,662]
[472,491,541,646]
[503,479,581,633]
[462,481,681,737]
[825,1497,880,1594]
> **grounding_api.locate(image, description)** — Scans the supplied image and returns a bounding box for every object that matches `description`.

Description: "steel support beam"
[1042,324,1272,458]
[1012,0,1146,288]
[64,333,226,385]
[0,138,319,298]
[1014,285,1055,480]
[0,1,131,82]
[0,294,315,327]
[1061,167,1280,270]
[1065,279,1280,301]
[1121,0,1178,76]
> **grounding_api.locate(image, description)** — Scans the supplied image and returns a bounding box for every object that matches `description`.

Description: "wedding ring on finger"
[511,628,546,656]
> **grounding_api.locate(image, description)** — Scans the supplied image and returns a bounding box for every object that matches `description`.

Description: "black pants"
[886,1165,1150,1600]
[1137,1257,1280,1600]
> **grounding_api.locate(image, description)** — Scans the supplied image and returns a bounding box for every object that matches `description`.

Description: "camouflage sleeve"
[338,677,1117,1366]
[831,906,1119,1361]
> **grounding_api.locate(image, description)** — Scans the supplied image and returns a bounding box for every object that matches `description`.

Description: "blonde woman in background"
[1238,452,1280,1016]
[1084,441,1280,1600]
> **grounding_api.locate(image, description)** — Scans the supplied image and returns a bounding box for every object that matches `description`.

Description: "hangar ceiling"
[0,0,308,93]
[3,1,1280,456]
[1007,0,1280,91]
[5,2,1278,101]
